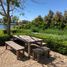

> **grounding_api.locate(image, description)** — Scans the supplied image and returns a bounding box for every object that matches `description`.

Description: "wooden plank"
[5,41,24,50]
[31,44,40,47]
[13,35,43,43]
[19,35,43,43]
[35,42,47,46]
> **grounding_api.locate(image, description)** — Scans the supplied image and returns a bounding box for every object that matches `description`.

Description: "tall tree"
[33,15,44,27]
[52,11,63,28]
[0,0,24,36]
[48,10,54,19]
[64,11,67,24]
[44,10,54,28]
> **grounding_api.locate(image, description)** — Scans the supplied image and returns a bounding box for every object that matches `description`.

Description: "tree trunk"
[7,0,11,36]
[7,17,11,36]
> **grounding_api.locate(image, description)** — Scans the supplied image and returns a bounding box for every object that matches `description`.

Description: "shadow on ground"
[10,49,55,64]
[10,49,30,61]
[38,56,55,64]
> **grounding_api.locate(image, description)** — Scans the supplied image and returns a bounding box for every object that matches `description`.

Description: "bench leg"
[16,50,20,60]
[5,44,8,49]
[32,52,35,60]
[23,49,24,56]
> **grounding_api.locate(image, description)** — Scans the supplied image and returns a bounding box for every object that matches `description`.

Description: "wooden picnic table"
[13,35,43,57]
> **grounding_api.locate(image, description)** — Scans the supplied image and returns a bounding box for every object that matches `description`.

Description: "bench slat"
[5,41,24,50]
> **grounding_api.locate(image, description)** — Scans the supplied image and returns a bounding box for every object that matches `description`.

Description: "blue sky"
[21,0,67,21]
[0,0,67,21]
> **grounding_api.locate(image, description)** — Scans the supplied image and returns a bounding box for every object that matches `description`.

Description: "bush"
[0,35,11,46]
[31,27,39,32]
[3,30,7,34]
[11,30,17,33]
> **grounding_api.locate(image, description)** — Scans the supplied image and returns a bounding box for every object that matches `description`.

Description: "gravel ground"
[0,46,67,67]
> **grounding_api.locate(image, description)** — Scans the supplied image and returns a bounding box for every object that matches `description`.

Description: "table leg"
[28,43,31,58]
[16,50,20,60]
[40,41,42,46]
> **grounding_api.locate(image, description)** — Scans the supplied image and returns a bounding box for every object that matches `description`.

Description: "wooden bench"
[5,41,24,59]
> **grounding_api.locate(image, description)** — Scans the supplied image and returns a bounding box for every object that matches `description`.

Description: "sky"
[0,0,67,21]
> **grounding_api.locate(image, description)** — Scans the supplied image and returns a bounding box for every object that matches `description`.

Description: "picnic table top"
[13,35,43,43]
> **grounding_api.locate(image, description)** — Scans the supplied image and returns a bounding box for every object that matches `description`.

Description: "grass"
[40,29,67,35]
[0,28,67,54]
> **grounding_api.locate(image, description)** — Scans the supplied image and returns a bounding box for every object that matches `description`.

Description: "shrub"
[11,30,17,33]
[3,30,7,34]
[0,35,11,46]
[31,27,39,32]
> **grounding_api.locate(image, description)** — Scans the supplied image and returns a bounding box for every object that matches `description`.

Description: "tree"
[48,10,54,19]
[32,15,44,28]
[64,11,67,24]
[52,11,63,29]
[0,0,24,36]
[44,10,54,28]
[60,11,67,30]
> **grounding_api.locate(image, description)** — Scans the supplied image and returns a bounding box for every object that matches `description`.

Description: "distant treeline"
[21,10,67,30]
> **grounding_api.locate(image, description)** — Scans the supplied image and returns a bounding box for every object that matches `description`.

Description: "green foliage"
[31,27,39,32]
[0,35,10,45]
[41,29,67,35]
[0,30,11,45]
[44,10,54,28]
[32,15,44,28]
[11,16,19,24]
[14,0,20,7]
[10,0,20,7]
[23,22,32,29]
[64,11,67,23]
